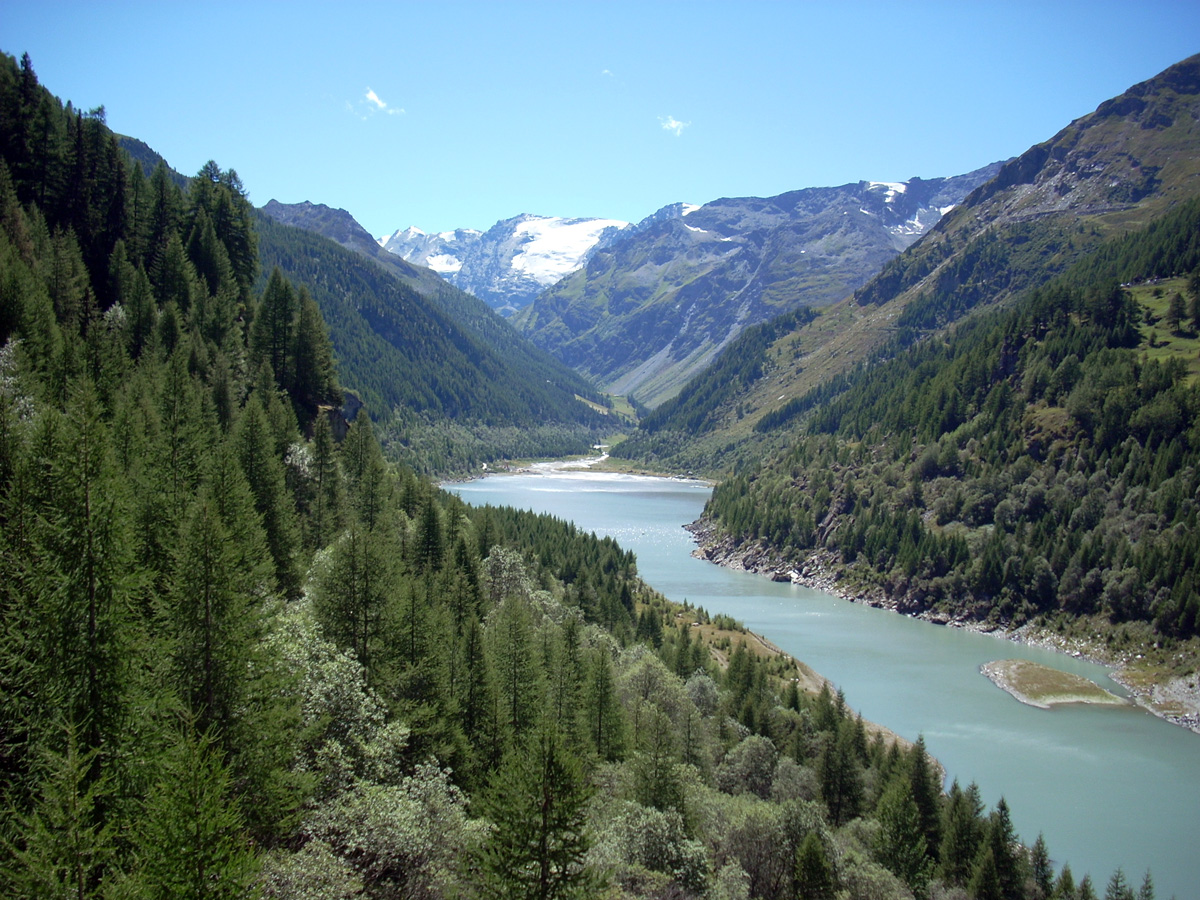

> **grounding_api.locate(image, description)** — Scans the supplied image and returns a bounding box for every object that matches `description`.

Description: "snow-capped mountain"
[378,226,483,277]
[512,165,1004,407]
[379,214,630,315]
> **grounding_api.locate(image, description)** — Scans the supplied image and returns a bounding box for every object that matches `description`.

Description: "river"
[446,468,1200,899]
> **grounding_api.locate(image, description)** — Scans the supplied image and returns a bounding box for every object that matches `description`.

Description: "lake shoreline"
[980,658,1128,709]
[686,517,1200,735]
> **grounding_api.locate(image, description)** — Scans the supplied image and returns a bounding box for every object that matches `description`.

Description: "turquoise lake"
[448,468,1200,899]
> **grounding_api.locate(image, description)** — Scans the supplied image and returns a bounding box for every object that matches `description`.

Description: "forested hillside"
[618,54,1200,480]
[0,50,1133,900]
[253,212,614,474]
[701,188,1200,648]
[112,146,617,476]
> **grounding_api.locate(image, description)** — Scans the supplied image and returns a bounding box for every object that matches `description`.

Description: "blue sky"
[3,2,1198,237]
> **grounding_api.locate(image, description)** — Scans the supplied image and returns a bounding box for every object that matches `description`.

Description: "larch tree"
[475,724,599,900]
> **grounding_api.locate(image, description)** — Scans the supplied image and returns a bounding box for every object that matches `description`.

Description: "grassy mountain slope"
[514,166,1000,407]
[618,53,1200,476]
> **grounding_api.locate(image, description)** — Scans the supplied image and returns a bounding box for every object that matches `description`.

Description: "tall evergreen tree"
[25,384,137,766]
[1,722,117,899]
[130,720,258,900]
[583,647,624,762]
[818,718,863,827]
[487,594,542,741]
[290,286,339,425]
[310,521,399,684]
[251,267,296,391]
[307,409,344,550]
[233,392,300,598]
[907,734,942,863]
[939,780,985,886]
[475,724,599,900]
[167,484,258,738]
[794,831,835,900]
[874,776,932,895]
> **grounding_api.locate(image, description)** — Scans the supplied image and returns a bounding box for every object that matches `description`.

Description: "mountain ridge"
[619,53,1200,472]
[513,165,1003,407]
[379,212,634,315]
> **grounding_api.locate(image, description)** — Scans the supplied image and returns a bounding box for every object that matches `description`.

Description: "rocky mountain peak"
[379,213,631,315]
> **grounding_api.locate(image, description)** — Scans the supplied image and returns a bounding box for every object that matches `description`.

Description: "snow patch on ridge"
[425,253,463,274]
[869,181,907,203]
[510,217,630,284]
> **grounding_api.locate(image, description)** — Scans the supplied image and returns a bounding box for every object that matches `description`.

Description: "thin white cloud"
[659,115,690,137]
[601,68,613,77]
[359,87,404,117]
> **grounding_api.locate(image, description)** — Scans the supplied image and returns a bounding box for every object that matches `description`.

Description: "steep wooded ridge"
[513,165,1001,407]
[0,49,1134,900]
[110,182,612,475]
[670,56,1200,655]
[258,198,597,403]
[252,210,615,473]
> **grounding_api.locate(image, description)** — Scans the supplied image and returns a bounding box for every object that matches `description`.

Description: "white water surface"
[446,470,1200,899]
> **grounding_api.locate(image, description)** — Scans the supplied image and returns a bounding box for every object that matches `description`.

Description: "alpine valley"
[2,38,1199,900]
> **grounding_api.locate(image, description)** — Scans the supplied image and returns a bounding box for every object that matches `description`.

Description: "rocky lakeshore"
[686,517,1200,734]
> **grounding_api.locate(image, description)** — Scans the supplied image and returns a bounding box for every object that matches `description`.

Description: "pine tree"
[1055,864,1077,899]
[152,231,196,315]
[26,384,137,764]
[475,724,599,900]
[907,734,942,863]
[583,647,624,761]
[631,705,683,813]
[818,718,863,827]
[986,796,1021,900]
[414,490,445,574]
[1,722,117,899]
[939,780,984,886]
[233,392,300,597]
[130,719,258,899]
[487,594,542,741]
[311,521,399,684]
[794,831,835,900]
[1104,868,1135,900]
[1030,833,1054,899]
[251,267,296,391]
[970,845,1003,900]
[167,484,257,738]
[290,286,339,425]
[307,409,344,550]
[874,776,931,895]
[548,617,585,751]
[456,613,500,778]
[1165,292,1186,334]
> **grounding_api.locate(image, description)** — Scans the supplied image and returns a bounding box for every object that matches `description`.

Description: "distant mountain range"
[618,52,1200,473]
[512,168,1002,406]
[379,213,634,315]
